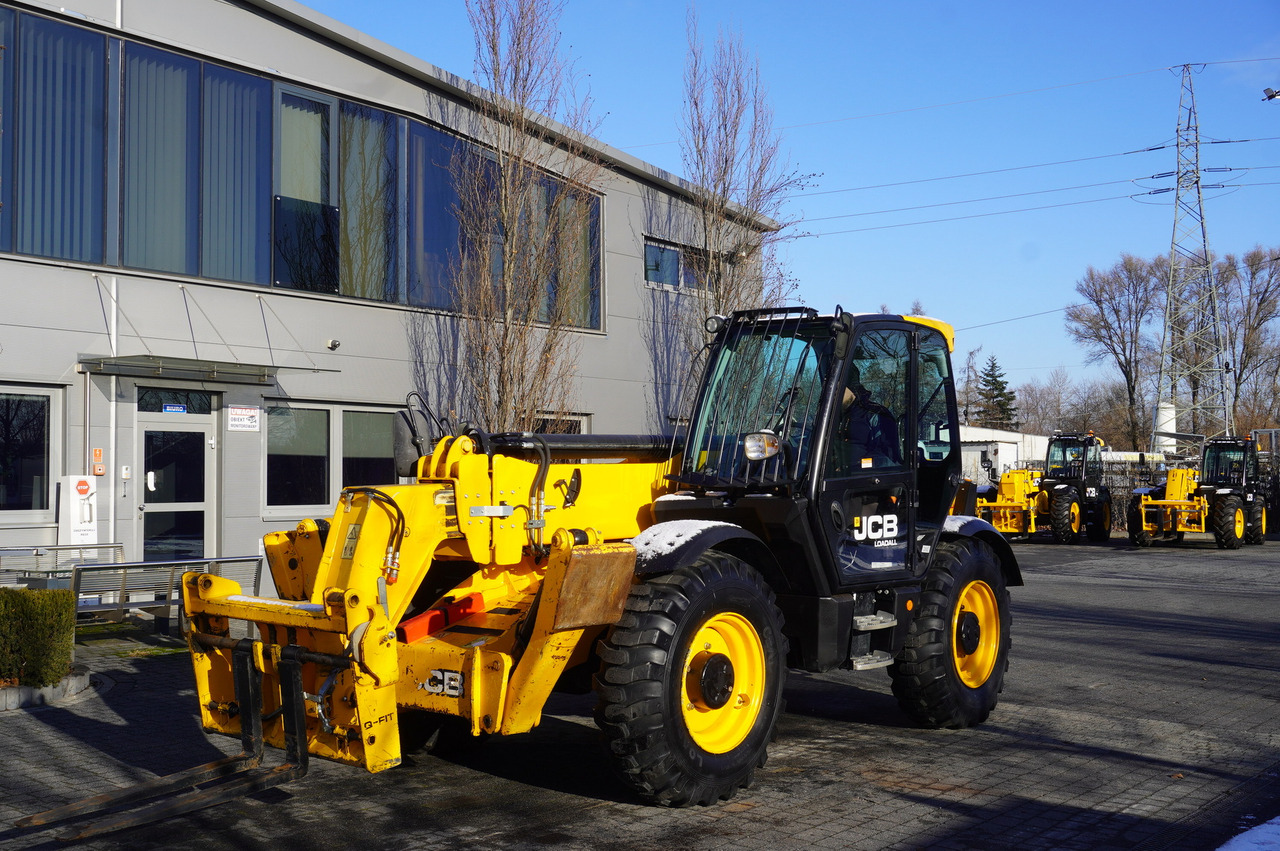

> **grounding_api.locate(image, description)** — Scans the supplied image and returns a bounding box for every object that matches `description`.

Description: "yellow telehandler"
[976,432,1113,543]
[20,307,1020,839]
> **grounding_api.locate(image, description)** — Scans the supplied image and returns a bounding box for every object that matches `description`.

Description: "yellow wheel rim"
[952,580,1000,689]
[680,612,766,754]
[1234,508,1246,539]
[1263,507,1269,535]
[1102,501,1112,530]
[1070,502,1082,534]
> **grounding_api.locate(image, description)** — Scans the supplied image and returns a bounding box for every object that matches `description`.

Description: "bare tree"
[447,0,603,433]
[678,10,809,326]
[1216,248,1280,432]
[1064,254,1163,450]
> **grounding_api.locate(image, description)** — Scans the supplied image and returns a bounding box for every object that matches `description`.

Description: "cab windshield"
[682,314,834,487]
[1203,444,1251,485]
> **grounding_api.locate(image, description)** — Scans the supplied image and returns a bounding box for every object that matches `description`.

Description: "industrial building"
[0,0,744,561]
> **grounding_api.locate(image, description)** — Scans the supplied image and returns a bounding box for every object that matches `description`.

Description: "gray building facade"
[0,0,735,562]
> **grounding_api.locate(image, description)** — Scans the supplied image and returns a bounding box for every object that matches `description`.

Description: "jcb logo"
[851,514,899,542]
[416,669,464,698]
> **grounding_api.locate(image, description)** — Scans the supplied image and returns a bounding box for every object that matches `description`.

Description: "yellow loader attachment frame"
[19,433,674,838]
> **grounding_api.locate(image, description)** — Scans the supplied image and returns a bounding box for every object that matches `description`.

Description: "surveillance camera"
[327,339,341,351]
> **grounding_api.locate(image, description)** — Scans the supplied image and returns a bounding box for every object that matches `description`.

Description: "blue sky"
[301,0,1280,388]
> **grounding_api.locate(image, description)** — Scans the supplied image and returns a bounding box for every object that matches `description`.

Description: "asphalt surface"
[2,532,1279,850]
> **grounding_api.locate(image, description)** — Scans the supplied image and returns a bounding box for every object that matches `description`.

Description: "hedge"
[0,588,75,688]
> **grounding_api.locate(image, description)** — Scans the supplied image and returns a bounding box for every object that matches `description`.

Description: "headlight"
[743,431,781,461]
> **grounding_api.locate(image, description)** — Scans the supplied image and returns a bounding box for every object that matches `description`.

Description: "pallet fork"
[14,635,337,841]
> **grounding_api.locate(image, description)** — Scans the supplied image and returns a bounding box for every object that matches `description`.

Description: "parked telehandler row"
[20,307,1020,840]
[1127,435,1268,549]
[976,432,1113,544]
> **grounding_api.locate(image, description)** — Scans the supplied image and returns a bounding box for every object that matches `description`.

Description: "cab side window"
[826,329,908,474]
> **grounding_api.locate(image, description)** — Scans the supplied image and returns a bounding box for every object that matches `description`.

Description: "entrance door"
[137,389,217,561]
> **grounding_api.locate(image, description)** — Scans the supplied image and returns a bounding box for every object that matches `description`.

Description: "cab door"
[817,326,916,586]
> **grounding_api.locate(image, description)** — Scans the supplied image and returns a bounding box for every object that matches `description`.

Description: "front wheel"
[1049,489,1082,544]
[1212,495,1245,550]
[889,537,1011,729]
[1127,497,1152,547]
[594,552,787,806]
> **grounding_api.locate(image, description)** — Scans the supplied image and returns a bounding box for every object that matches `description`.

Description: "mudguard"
[630,519,780,580]
[940,514,1023,587]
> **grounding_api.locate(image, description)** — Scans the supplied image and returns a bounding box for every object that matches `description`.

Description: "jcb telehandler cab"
[1128,436,1268,549]
[19,307,1020,839]
[977,432,1113,543]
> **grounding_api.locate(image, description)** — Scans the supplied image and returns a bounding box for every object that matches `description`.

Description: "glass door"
[137,389,217,561]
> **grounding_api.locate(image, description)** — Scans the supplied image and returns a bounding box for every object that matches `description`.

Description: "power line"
[802,178,1141,223]
[957,306,1082,332]
[798,137,1280,198]
[800,181,1277,237]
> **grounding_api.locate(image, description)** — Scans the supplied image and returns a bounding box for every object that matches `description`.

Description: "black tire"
[1086,496,1113,543]
[889,537,1011,729]
[1127,497,1152,547]
[1245,498,1266,546]
[1212,495,1246,549]
[1049,488,1082,544]
[594,551,787,806]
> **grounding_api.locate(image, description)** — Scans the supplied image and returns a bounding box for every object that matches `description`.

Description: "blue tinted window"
[15,14,106,263]
[0,9,13,253]
[407,121,460,309]
[202,65,272,284]
[339,102,398,301]
[123,44,199,275]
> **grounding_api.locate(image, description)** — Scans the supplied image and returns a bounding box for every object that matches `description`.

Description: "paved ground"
[2,533,1279,850]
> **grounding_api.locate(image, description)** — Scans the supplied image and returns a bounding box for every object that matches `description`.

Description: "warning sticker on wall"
[228,406,261,431]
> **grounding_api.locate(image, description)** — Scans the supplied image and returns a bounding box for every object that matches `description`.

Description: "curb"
[0,663,92,711]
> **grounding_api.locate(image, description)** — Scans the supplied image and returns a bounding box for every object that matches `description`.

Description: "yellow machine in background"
[1127,436,1268,549]
[977,432,1113,544]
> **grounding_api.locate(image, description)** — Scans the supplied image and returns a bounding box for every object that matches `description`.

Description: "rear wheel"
[1245,499,1267,545]
[890,538,1011,729]
[1212,495,1245,550]
[1049,489,1082,544]
[1127,497,1152,547]
[1086,497,1113,542]
[594,551,787,806]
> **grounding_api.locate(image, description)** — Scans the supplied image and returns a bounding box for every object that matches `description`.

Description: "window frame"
[261,401,400,520]
[0,384,63,526]
[643,237,704,293]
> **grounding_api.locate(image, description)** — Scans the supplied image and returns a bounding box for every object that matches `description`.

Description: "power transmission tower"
[1151,64,1233,453]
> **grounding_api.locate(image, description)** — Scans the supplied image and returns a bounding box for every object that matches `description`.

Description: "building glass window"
[123,44,200,275]
[644,241,679,288]
[339,102,398,302]
[15,14,106,263]
[275,91,338,293]
[407,121,460,310]
[342,411,395,486]
[202,65,272,284]
[644,238,703,291]
[267,407,329,506]
[538,180,601,329]
[0,8,13,254]
[0,393,51,512]
[138,388,213,415]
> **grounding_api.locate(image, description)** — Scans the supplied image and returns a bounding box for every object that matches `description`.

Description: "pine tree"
[975,355,1019,431]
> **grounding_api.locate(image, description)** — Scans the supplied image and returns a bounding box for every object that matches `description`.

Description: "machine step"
[851,611,896,631]
[848,650,895,671]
